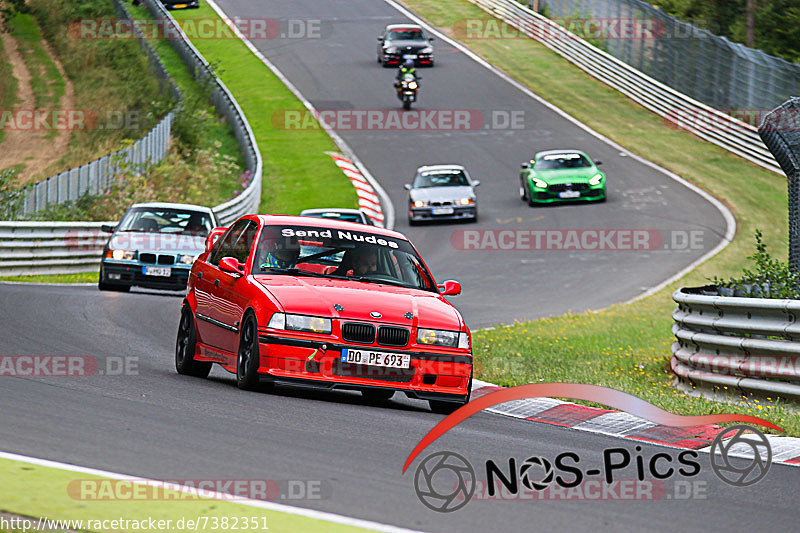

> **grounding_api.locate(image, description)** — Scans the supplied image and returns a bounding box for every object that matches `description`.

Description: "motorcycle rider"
[395,58,419,88]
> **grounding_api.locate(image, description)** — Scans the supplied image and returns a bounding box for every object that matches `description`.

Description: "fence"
[19,0,182,215]
[538,0,800,113]
[671,286,800,403]
[759,98,800,271]
[469,0,780,173]
[0,0,262,276]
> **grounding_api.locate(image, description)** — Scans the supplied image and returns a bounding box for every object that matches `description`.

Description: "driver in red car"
[261,236,300,270]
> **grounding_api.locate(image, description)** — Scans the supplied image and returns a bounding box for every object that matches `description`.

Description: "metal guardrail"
[0,222,111,276]
[20,0,181,215]
[671,286,800,403]
[469,0,781,174]
[0,0,262,276]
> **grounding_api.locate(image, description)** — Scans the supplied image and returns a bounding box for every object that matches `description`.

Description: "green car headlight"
[532,178,547,189]
[589,173,604,186]
[268,313,332,334]
[417,328,460,347]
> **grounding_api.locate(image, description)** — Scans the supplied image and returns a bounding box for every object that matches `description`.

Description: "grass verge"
[25,0,166,178]
[8,13,65,111]
[167,4,358,215]
[0,272,98,284]
[0,457,369,533]
[0,32,19,145]
[401,0,798,433]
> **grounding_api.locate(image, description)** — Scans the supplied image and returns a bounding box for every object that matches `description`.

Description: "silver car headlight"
[421,47,433,53]
[456,197,475,206]
[385,46,398,54]
[417,328,460,347]
[268,313,332,334]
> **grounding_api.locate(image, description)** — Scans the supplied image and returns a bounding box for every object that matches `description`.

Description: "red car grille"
[377,326,409,347]
[342,322,375,343]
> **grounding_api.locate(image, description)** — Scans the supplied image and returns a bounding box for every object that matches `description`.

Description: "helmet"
[403,58,415,69]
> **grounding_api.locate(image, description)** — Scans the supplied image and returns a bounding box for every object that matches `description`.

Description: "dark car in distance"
[377,24,434,67]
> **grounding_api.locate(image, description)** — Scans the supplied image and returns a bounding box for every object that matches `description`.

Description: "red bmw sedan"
[176,215,472,413]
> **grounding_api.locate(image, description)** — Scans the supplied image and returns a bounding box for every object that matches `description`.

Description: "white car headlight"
[412,200,428,208]
[269,313,332,334]
[417,328,460,347]
[108,249,136,261]
[421,47,433,53]
[589,173,604,186]
[532,177,547,189]
[456,198,475,206]
[178,254,199,265]
[385,46,398,54]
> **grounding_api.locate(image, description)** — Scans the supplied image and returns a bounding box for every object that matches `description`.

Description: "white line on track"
[0,451,426,533]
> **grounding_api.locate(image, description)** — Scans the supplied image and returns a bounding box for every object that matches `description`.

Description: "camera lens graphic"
[413,451,476,512]
[710,425,772,487]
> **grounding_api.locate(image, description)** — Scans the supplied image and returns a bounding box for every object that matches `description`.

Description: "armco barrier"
[0,222,111,276]
[0,0,262,276]
[468,0,781,174]
[671,286,800,403]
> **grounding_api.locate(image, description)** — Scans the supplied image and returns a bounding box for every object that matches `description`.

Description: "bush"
[26,143,241,222]
[710,229,800,298]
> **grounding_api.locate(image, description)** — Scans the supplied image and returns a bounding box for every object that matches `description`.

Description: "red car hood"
[253,276,462,331]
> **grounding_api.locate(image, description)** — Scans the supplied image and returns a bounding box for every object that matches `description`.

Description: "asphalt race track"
[2,1,792,532]
[0,283,797,531]
[214,0,729,328]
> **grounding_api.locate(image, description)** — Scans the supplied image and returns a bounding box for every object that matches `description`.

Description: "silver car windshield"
[413,170,469,188]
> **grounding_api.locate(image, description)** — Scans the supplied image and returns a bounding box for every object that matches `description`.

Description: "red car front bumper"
[257,331,472,400]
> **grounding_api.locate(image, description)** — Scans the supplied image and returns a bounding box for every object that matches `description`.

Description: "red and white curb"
[471,380,800,465]
[327,153,386,227]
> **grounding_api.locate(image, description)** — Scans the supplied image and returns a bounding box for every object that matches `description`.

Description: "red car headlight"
[268,313,332,334]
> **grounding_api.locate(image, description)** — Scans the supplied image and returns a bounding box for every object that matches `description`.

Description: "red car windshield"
[254,225,436,292]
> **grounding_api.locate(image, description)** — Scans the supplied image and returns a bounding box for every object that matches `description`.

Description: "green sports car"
[519,150,606,205]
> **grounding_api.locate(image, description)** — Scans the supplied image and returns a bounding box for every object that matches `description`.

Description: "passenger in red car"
[352,248,378,276]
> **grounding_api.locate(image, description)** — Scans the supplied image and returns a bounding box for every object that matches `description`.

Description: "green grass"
[27,0,166,179]
[126,2,244,203]
[8,13,66,111]
[0,272,98,284]
[167,5,358,215]
[0,35,19,145]
[0,457,369,533]
[401,0,798,433]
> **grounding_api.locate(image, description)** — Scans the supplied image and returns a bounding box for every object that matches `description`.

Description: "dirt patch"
[0,29,75,185]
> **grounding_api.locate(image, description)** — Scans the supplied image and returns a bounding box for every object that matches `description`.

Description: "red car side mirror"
[438,279,462,296]
[206,227,227,252]
[219,257,244,276]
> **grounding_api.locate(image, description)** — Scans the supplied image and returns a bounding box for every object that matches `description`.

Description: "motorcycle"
[396,72,419,110]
